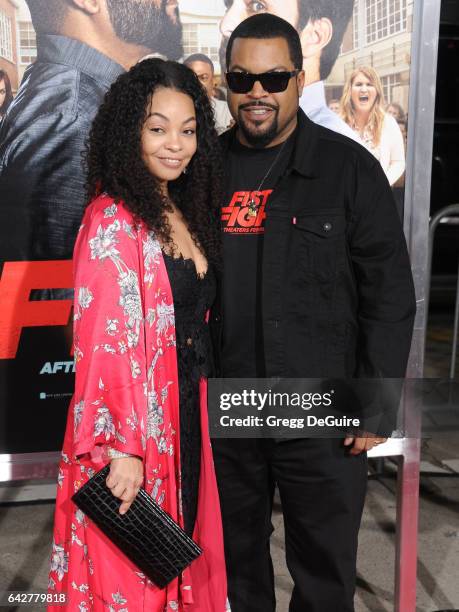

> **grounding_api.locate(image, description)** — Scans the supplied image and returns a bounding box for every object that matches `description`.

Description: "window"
[182,23,219,66]
[381,73,401,103]
[183,23,198,57]
[352,3,360,51]
[0,11,13,61]
[366,0,407,44]
[19,21,36,65]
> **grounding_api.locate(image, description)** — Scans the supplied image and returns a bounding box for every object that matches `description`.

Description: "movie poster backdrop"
[0,0,414,456]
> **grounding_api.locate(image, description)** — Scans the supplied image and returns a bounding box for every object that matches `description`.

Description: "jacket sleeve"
[71,201,147,460]
[347,158,416,436]
[349,157,416,379]
[0,111,91,261]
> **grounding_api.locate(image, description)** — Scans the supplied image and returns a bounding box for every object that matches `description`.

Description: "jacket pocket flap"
[294,213,345,238]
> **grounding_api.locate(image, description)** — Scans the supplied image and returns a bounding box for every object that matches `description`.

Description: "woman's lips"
[157,157,183,168]
[356,95,371,107]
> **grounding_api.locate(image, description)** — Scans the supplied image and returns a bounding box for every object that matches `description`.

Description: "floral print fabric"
[48,195,227,611]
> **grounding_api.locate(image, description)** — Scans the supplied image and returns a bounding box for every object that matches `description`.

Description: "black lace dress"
[163,253,216,536]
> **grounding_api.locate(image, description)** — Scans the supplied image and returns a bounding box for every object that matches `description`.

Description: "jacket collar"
[219,107,320,179]
[37,34,125,85]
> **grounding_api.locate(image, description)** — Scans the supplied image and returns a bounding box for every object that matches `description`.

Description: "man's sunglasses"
[226,70,299,94]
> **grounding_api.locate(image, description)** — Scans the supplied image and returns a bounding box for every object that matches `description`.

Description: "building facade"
[0,0,19,92]
[180,0,225,75]
[327,0,414,113]
[16,0,34,85]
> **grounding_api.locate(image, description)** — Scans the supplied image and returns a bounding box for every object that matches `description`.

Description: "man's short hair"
[298,0,355,80]
[25,0,68,34]
[226,14,303,71]
[184,53,214,73]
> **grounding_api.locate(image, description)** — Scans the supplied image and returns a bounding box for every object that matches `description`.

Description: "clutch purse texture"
[71,464,202,588]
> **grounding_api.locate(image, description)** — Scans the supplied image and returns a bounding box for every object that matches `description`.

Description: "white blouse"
[354,113,405,186]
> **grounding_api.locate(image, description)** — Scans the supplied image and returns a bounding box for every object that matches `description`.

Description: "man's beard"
[106,0,183,60]
[238,104,279,148]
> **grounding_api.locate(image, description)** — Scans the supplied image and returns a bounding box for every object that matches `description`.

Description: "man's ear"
[299,17,333,59]
[69,0,102,15]
[296,69,306,98]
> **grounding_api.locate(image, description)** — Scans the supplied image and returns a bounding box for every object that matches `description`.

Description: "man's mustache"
[239,101,279,111]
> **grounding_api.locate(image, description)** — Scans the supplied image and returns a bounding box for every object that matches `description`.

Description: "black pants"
[212,438,367,612]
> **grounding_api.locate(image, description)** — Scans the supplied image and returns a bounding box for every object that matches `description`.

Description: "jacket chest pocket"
[293,211,346,283]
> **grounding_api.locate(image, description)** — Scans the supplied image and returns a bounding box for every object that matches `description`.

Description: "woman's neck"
[354,110,370,133]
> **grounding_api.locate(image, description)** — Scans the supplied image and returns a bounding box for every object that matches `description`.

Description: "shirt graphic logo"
[222,190,273,234]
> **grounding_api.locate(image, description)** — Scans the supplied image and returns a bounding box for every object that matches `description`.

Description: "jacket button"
[323,222,332,232]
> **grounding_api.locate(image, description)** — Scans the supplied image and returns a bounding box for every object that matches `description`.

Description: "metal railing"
[426,203,459,379]
[366,199,459,612]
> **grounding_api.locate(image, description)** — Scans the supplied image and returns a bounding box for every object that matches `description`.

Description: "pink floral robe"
[48,194,227,611]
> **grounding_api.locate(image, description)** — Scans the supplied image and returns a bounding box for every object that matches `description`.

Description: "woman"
[386,101,406,124]
[340,67,405,186]
[48,59,227,611]
[392,118,408,220]
[0,69,13,120]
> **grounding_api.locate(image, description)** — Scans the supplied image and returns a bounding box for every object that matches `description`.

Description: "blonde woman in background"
[340,66,405,186]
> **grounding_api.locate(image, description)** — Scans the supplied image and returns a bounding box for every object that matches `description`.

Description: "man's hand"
[106,456,144,514]
[343,435,387,455]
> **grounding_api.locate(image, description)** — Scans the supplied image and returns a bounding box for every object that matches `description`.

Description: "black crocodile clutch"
[71,464,202,588]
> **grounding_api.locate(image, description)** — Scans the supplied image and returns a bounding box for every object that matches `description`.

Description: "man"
[219,0,361,141]
[184,52,233,134]
[0,0,182,264]
[211,14,416,612]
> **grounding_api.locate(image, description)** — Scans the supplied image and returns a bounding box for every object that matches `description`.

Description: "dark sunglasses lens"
[259,73,291,93]
[227,72,293,94]
[226,73,254,93]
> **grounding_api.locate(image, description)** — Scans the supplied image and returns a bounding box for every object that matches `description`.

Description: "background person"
[213,85,227,101]
[328,97,340,113]
[184,53,233,134]
[387,101,406,123]
[48,58,227,611]
[0,0,183,267]
[387,104,407,216]
[340,66,405,186]
[219,0,362,142]
[0,69,13,121]
[392,117,408,218]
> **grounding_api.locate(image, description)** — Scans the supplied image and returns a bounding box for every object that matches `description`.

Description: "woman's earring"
[183,166,187,175]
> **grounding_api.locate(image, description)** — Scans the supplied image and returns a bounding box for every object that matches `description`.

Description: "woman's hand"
[106,456,144,515]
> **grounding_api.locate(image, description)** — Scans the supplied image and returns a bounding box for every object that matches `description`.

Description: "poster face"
[0,0,413,454]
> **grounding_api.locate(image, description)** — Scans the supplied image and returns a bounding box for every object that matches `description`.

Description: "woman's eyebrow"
[147,112,169,121]
[146,114,196,125]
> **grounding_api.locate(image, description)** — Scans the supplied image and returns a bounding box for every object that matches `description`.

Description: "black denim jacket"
[0,35,124,263]
[211,110,416,381]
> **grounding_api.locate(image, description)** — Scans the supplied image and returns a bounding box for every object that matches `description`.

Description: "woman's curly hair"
[85,58,223,268]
